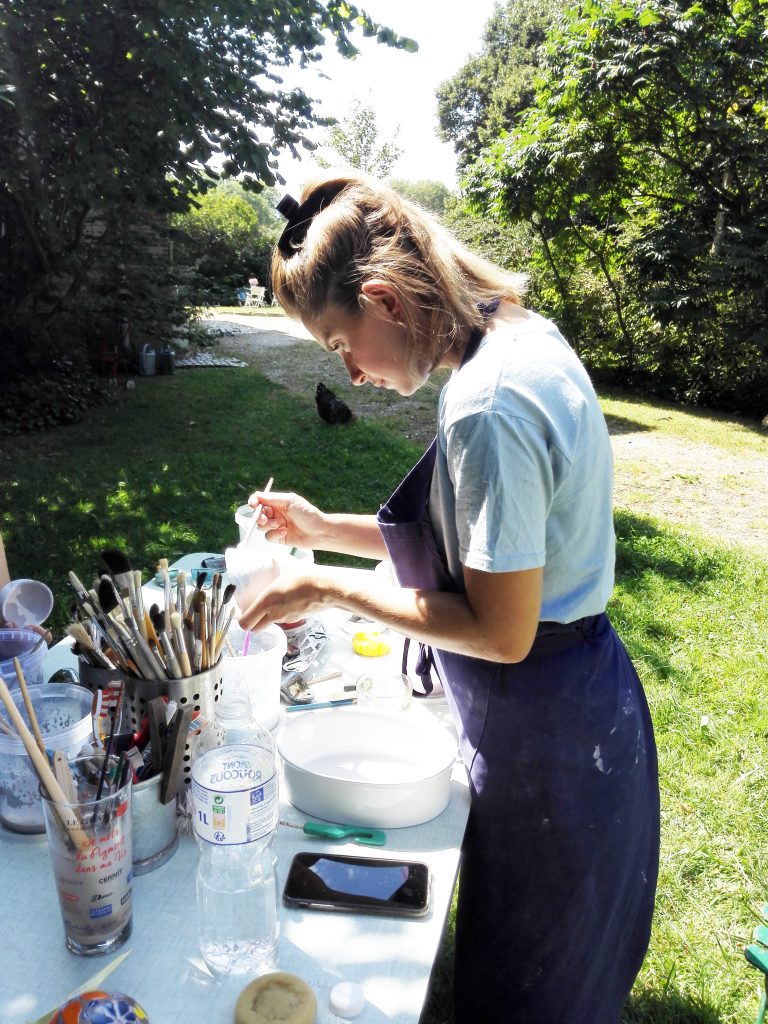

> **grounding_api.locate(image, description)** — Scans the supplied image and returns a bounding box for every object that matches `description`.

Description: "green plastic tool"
[301,821,386,846]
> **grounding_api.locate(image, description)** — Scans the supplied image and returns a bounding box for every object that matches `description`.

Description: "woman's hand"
[237,567,336,632]
[249,490,326,550]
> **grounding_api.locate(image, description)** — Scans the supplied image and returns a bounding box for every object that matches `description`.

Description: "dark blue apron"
[376,327,660,1024]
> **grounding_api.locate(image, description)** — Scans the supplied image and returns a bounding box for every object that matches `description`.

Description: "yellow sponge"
[352,630,391,657]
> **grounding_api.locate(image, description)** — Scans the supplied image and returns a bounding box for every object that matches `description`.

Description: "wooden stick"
[14,657,47,757]
[306,670,343,686]
[0,711,15,737]
[0,677,88,849]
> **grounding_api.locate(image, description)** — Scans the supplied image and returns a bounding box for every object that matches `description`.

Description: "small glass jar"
[355,671,413,713]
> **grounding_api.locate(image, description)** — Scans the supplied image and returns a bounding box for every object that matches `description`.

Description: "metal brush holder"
[123,661,225,793]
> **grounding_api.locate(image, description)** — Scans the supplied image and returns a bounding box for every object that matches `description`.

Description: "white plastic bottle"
[191,701,279,975]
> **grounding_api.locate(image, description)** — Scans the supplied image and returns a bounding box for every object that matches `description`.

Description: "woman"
[240,174,660,1023]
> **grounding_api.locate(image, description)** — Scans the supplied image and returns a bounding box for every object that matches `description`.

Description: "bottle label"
[192,744,278,846]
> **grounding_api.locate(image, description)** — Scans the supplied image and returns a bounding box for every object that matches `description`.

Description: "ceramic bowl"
[276,706,457,829]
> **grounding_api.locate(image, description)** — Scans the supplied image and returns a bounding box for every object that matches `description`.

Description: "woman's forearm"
[316,513,388,561]
[325,565,542,664]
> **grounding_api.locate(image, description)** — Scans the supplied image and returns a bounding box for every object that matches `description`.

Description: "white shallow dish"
[276,706,457,829]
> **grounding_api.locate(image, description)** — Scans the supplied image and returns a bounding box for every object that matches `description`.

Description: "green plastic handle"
[303,821,387,846]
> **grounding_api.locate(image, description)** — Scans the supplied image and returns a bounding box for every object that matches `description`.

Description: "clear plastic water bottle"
[191,717,279,975]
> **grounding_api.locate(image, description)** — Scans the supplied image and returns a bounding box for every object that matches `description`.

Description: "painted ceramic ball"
[48,990,149,1024]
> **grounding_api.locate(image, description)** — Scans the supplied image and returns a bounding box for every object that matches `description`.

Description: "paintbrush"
[14,657,47,758]
[215,583,236,634]
[101,549,142,634]
[133,569,147,641]
[157,557,175,636]
[99,577,164,680]
[213,606,236,663]
[150,606,181,679]
[192,589,208,671]
[66,623,117,670]
[242,476,274,546]
[169,611,192,677]
[176,571,187,624]
[95,682,124,803]
[183,613,196,664]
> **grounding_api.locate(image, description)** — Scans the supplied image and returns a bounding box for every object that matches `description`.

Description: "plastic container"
[234,505,315,567]
[192,741,279,975]
[139,343,156,375]
[224,544,280,614]
[0,627,49,688]
[221,624,287,730]
[0,683,94,833]
[0,578,54,628]
[157,344,175,375]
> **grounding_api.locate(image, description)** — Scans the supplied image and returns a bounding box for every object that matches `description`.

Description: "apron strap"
[402,637,440,698]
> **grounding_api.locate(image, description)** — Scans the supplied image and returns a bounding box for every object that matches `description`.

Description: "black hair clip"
[276,184,347,256]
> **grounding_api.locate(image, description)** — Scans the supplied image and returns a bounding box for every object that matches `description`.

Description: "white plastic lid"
[329,982,366,1018]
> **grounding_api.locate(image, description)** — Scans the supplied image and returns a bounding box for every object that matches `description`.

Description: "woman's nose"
[343,354,367,386]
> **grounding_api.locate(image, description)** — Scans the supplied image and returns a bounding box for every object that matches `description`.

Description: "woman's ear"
[360,280,404,322]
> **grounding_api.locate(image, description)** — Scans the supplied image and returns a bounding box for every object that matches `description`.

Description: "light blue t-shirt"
[428,311,615,623]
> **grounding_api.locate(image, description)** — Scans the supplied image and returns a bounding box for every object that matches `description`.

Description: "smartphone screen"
[283,852,431,917]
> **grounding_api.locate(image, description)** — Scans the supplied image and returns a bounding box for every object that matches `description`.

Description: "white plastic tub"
[0,683,93,833]
[277,706,458,829]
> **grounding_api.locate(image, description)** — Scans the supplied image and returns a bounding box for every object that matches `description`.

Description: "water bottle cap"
[329,982,365,1018]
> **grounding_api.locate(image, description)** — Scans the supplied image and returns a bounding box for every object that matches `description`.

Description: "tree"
[317,100,402,177]
[467,0,768,417]
[172,182,280,303]
[389,179,453,217]
[436,0,561,172]
[0,0,415,424]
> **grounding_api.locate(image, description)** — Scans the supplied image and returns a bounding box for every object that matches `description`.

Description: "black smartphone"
[283,852,431,918]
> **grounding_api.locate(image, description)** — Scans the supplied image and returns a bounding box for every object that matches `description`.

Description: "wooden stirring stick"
[14,657,47,758]
[0,677,88,849]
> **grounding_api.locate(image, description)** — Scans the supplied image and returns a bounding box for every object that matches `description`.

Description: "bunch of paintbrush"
[67,551,237,681]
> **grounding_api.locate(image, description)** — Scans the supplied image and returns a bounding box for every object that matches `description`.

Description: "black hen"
[315,382,356,424]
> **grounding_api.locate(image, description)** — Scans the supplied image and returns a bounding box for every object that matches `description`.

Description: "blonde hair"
[271,171,527,365]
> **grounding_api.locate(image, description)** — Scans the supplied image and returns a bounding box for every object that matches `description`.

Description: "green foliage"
[389,178,454,216]
[172,182,279,304]
[0,0,414,402]
[317,99,402,177]
[436,0,562,171]
[0,353,110,434]
[464,0,768,418]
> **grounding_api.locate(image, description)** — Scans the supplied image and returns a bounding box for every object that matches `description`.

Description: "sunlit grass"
[600,387,768,456]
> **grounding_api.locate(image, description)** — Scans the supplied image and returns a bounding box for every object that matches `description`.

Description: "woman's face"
[303,284,430,397]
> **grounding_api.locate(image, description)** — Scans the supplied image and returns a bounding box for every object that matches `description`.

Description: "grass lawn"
[1,366,767,1023]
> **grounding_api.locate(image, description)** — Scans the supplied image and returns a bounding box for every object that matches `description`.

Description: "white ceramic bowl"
[276,706,457,828]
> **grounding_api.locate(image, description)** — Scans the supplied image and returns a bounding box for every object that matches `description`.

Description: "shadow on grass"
[609,509,744,683]
[600,385,768,439]
[605,413,655,435]
[0,369,422,634]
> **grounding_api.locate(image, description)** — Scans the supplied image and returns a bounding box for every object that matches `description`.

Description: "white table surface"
[0,554,470,1024]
